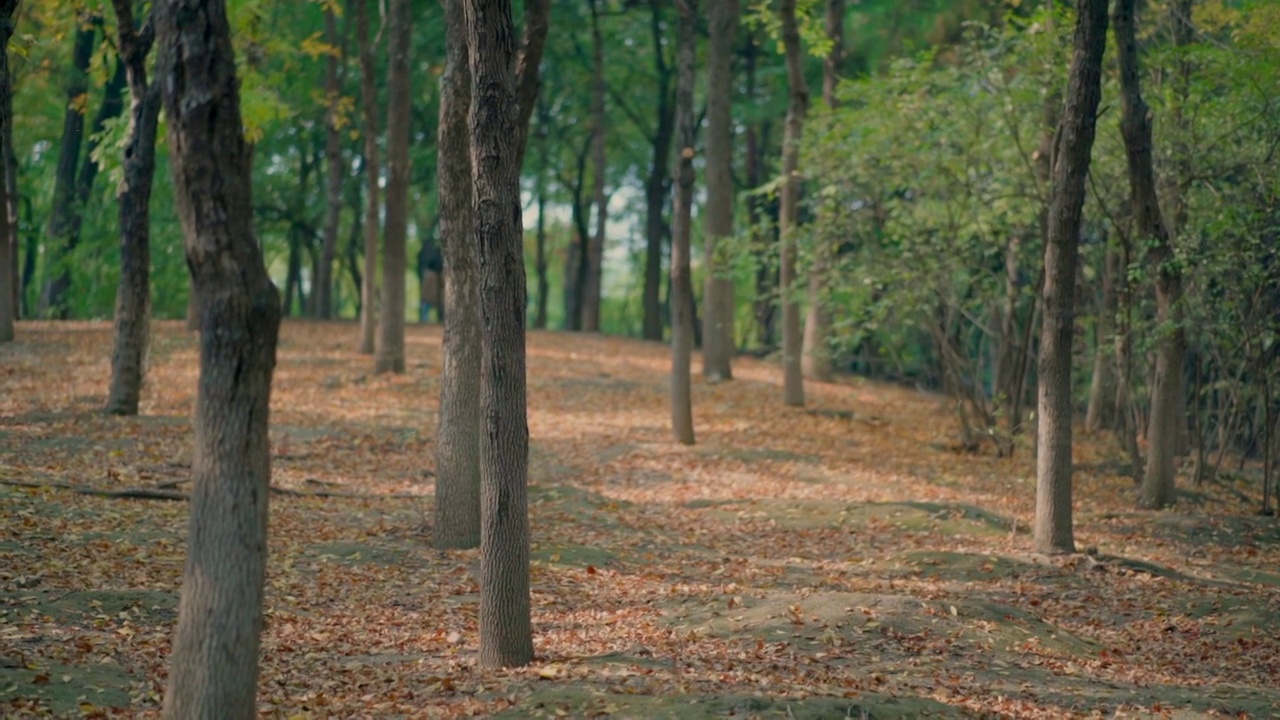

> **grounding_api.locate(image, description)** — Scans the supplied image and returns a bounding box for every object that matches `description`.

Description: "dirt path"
[2,321,1278,718]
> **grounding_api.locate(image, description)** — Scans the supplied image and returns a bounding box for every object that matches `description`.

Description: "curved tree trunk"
[466,0,534,668]
[1034,0,1109,555]
[355,0,379,353]
[778,0,808,407]
[157,0,282,714]
[701,0,738,381]
[375,0,410,374]
[671,0,697,445]
[1114,0,1186,510]
[105,1,162,416]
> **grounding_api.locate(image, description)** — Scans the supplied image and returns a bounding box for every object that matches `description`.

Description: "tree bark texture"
[316,5,344,320]
[465,0,535,668]
[642,0,674,342]
[355,0,379,354]
[156,0,282,715]
[582,0,607,333]
[512,0,549,174]
[0,0,16,342]
[1034,0,1108,555]
[375,0,410,374]
[801,0,844,382]
[701,0,738,381]
[434,0,481,550]
[671,0,697,445]
[778,0,808,407]
[1115,0,1186,510]
[105,0,162,416]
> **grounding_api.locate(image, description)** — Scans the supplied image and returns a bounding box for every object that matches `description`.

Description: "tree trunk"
[156,0,282,714]
[670,0,697,444]
[1034,0,1108,555]
[582,0,608,333]
[38,22,96,318]
[778,0,808,408]
[105,1,161,416]
[563,138,591,331]
[801,0,844,383]
[356,0,380,353]
[1085,244,1119,433]
[0,0,15,342]
[642,1,674,342]
[1114,0,1185,510]
[316,5,344,320]
[701,0,738,380]
[534,136,550,330]
[375,0,410,374]
[466,0,534,668]
[512,0,549,174]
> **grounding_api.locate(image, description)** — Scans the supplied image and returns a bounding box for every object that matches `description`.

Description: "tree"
[701,0,737,382]
[642,0,675,342]
[466,0,534,667]
[315,3,346,320]
[355,0,379,354]
[1034,0,1108,555]
[105,0,162,416]
[801,0,843,383]
[156,0,282,714]
[777,0,808,407]
[581,0,608,333]
[671,0,697,444]
[375,0,410,374]
[0,0,15,343]
[1114,0,1185,510]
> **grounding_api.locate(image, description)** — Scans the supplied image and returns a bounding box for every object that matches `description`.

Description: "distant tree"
[671,0,697,444]
[1034,0,1108,555]
[315,3,346,320]
[105,0,162,416]
[0,0,15,343]
[778,0,808,407]
[701,0,738,382]
[642,0,675,342]
[355,0,380,354]
[581,0,607,333]
[375,0,410,374]
[156,0,282,714]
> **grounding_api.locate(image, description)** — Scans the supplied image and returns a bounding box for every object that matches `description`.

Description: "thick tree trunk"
[642,0,674,342]
[701,0,738,381]
[465,0,534,668]
[582,0,608,333]
[105,1,161,416]
[0,0,15,342]
[801,0,844,382]
[1115,0,1185,509]
[375,0,410,374]
[671,0,697,445]
[355,0,380,352]
[1034,0,1108,555]
[1085,245,1119,433]
[434,0,481,550]
[778,0,808,407]
[157,0,282,715]
[38,23,96,318]
[316,6,344,320]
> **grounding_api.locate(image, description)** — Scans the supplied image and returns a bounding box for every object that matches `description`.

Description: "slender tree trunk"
[512,0,549,174]
[465,0,534,668]
[643,1,675,342]
[701,0,738,380]
[316,5,344,320]
[1114,0,1185,509]
[0,0,15,342]
[563,139,591,330]
[1034,0,1108,555]
[39,22,96,318]
[778,0,808,407]
[1085,244,1119,433]
[3,45,13,321]
[105,1,161,416]
[670,0,697,444]
[375,0,410,374]
[582,0,608,333]
[157,0,282,714]
[802,0,844,382]
[1113,225,1143,480]
[534,138,549,330]
[356,0,380,353]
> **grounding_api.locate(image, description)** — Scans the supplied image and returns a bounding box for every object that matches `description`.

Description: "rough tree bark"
[778,0,808,407]
[1115,0,1185,510]
[701,0,738,381]
[465,0,535,668]
[0,0,15,343]
[1034,0,1108,555]
[316,4,345,320]
[105,0,162,416]
[801,0,844,382]
[355,0,379,353]
[642,0,675,341]
[582,0,608,333]
[375,0,410,374]
[671,0,697,445]
[156,0,282,715]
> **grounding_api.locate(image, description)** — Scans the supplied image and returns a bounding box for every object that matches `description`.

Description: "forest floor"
[2,321,1279,719]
